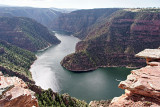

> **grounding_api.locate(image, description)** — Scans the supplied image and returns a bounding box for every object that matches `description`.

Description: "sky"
[0,0,160,9]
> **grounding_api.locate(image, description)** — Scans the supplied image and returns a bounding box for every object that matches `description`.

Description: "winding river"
[30,32,131,102]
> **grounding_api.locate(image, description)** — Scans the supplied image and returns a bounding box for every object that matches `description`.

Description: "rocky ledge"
[109,63,160,106]
[0,72,38,107]
[89,48,160,107]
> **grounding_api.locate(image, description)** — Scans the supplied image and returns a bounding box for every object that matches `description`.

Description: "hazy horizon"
[0,0,160,9]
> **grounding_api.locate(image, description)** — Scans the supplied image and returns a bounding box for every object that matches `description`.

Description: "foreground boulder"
[119,66,160,99]
[109,48,160,107]
[110,93,160,107]
[110,66,160,107]
[0,73,38,107]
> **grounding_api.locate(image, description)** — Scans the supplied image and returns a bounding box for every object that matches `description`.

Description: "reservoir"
[30,32,131,103]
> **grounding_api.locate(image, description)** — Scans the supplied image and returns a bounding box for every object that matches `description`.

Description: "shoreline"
[62,65,139,72]
[29,44,52,80]
[29,44,53,84]
[37,44,52,52]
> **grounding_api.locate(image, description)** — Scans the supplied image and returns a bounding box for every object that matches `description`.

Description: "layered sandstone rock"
[60,9,160,72]
[109,65,160,107]
[89,100,111,107]
[109,94,160,107]
[0,73,39,107]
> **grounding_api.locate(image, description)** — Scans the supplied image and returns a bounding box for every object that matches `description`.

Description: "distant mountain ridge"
[0,7,62,28]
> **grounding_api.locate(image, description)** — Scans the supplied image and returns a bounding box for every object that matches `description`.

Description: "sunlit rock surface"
[0,73,38,107]
[109,65,160,107]
[89,100,111,107]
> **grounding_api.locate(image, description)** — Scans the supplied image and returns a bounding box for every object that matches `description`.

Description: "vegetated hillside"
[34,88,88,107]
[51,8,120,39]
[0,17,60,52]
[0,40,36,81]
[61,8,160,71]
[0,7,62,28]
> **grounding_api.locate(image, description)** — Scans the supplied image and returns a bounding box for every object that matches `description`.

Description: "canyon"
[0,6,160,106]
[54,8,160,71]
[51,8,120,39]
[30,32,132,103]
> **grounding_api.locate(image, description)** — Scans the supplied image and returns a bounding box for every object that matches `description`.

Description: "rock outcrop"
[89,100,111,107]
[0,73,39,107]
[109,50,160,107]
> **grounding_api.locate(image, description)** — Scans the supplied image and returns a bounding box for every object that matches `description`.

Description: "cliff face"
[61,9,160,71]
[0,73,38,107]
[51,8,120,39]
[0,17,60,52]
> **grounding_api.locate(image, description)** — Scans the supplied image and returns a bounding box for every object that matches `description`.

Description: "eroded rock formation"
[89,100,111,107]
[109,51,160,107]
[0,73,39,107]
